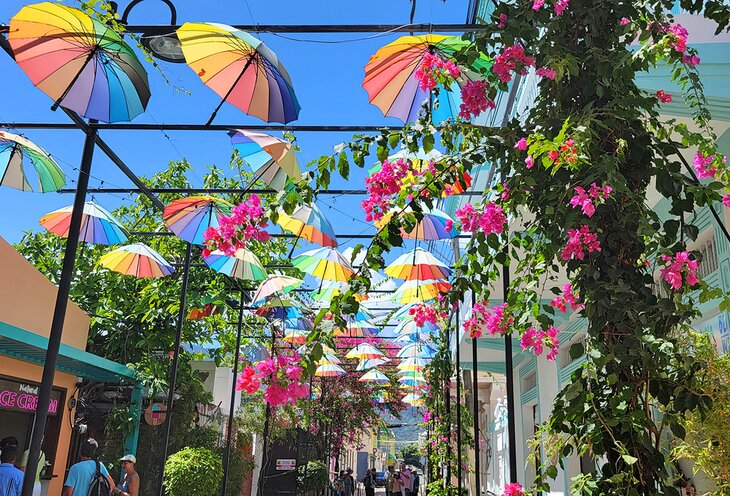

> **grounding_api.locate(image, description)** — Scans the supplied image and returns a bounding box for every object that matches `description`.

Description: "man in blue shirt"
[63,438,115,496]
[0,446,24,496]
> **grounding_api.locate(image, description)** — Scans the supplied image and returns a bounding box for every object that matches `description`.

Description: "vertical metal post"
[157,242,193,496]
[222,289,246,496]
[503,260,518,482]
[445,329,452,485]
[21,126,97,496]
[455,307,462,494]
[257,328,276,496]
[471,292,481,496]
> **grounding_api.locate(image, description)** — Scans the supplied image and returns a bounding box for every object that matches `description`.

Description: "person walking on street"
[19,440,45,496]
[112,454,139,496]
[63,438,115,496]
[412,470,420,496]
[333,470,345,496]
[343,468,355,496]
[0,446,23,496]
[391,470,404,496]
[385,465,395,496]
[361,468,375,496]
[399,464,412,496]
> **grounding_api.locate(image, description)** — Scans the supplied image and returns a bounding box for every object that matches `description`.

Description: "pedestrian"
[391,469,403,496]
[399,464,412,496]
[361,468,375,496]
[0,445,24,496]
[412,470,420,496]
[19,442,46,496]
[343,468,355,496]
[112,454,139,496]
[333,470,345,496]
[385,464,396,496]
[0,437,18,458]
[63,438,115,496]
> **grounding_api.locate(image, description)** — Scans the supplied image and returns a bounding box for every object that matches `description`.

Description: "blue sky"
[0,0,470,266]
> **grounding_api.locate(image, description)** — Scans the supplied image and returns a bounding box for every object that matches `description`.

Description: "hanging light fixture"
[118,0,186,63]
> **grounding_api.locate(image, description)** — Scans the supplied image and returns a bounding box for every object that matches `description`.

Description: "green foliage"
[220,430,256,496]
[397,443,423,469]
[163,447,223,496]
[297,461,329,494]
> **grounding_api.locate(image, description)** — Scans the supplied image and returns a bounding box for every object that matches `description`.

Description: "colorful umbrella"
[292,247,354,283]
[284,316,314,331]
[363,34,491,123]
[163,196,232,245]
[99,243,174,278]
[392,279,452,304]
[356,357,389,371]
[394,332,432,344]
[397,342,437,358]
[376,206,457,241]
[283,329,309,345]
[40,201,128,245]
[203,248,267,281]
[229,130,300,191]
[277,203,338,248]
[345,343,385,360]
[252,275,303,305]
[402,392,424,406]
[335,319,379,338]
[315,363,346,377]
[310,281,345,302]
[399,375,427,386]
[177,22,300,124]
[0,131,65,192]
[9,2,150,123]
[255,297,307,320]
[385,248,452,281]
[394,319,441,335]
[359,369,390,384]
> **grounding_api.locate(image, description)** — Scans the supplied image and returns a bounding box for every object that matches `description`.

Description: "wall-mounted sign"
[0,378,61,416]
[275,459,296,471]
[144,402,166,426]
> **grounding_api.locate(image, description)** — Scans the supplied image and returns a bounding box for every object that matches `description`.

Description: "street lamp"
[116,0,186,63]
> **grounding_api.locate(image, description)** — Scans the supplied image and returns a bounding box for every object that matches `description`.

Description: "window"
[521,371,536,392]
[559,333,588,368]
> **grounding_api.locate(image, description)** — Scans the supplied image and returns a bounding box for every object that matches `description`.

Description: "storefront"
[0,236,140,496]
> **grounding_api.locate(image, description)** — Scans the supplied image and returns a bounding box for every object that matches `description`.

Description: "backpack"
[88,459,111,496]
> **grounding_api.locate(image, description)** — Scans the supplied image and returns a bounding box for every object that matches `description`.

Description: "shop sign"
[275,459,296,471]
[0,378,61,416]
[693,312,730,353]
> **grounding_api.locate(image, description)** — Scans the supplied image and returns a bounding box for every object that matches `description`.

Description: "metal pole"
[257,329,277,496]
[471,292,481,496]
[20,126,97,496]
[221,289,246,496]
[157,242,193,496]
[455,307,462,494]
[445,329,452,485]
[503,259,518,482]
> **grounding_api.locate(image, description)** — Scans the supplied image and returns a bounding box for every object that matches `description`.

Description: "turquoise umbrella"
[0,131,65,192]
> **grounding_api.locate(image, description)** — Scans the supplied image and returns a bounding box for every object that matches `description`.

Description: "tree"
[397,443,423,469]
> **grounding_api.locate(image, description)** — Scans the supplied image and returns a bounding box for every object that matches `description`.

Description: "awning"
[0,321,136,383]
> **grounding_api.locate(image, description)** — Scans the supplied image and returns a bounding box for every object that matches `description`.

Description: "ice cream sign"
[0,378,61,416]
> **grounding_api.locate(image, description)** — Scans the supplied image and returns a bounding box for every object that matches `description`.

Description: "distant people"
[399,464,412,496]
[361,468,375,496]
[333,470,345,496]
[63,438,115,496]
[0,437,18,458]
[343,468,355,496]
[0,446,24,496]
[385,465,396,496]
[19,443,46,496]
[412,470,420,496]
[391,468,404,496]
[112,454,139,496]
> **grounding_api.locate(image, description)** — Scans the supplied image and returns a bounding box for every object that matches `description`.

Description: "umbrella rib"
[205,53,257,126]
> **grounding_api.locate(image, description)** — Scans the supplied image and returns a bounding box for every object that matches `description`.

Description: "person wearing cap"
[113,454,139,496]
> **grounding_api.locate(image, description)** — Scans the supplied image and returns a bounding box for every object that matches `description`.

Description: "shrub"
[163,447,223,496]
[297,461,328,494]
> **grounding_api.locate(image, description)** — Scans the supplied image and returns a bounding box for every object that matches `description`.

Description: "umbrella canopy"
[345,343,385,360]
[276,203,338,248]
[376,206,457,241]
[177,22,300,124]
[255,297,308,320]
[402,392,424,406]
[394,332,432,344]
[284,317,314,331]
[363,34,491,123]
[315,363,346,377]
[392,279,452,304]
[203,247,267,281]
[0,131,65,192]
[229,130,300,191]
[9,2,150,123]
[252,275,303,305]
[292,247,354,283]
[335,319,379,338]
[283,329,309,345]
[399,375,427,386]
[163,196,232,245]
[397,342,437,358]
[356,357,389,371]
[394,319,441,335]
[359,369,390,384]
[40,201,128,245]
[310,281,346,302]
[385,248,452,281]
[99,243,174,278]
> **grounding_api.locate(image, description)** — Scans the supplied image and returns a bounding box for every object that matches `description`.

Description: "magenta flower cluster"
[361,158,412,222]
[550,283,584,313]
[660,251,699,291]
[237,352,310,408]
[532,0,570,15]
[414,52,461,92]
[503,483,525,496]
[492,45,535,84]
[202,194,270,257]
[455,202,507,234]
[569,183,612,217]
[693,151,727,179]
[521,325,560,361]
[561,225,602,261]
[459,79,496,120]
[464,302,512,339]
[409,303,442,327]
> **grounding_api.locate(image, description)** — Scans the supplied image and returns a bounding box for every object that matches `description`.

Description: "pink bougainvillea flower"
[532,0,545,10]
[503,482,526,496]
[536,67,557,80]
[525,156,534,169]
[414,52,461,92]
[492,44,536,84]
[693,152,726,180]
[550,284,584,313]
[520,326,560,361]
[459,80,496,120]
[264,384,290,407]
[456,202,507,234]
[256,358,278,377]
[656,90,672,103]
[569,183,612,217]
[682,54,701,67]
[660,251,699,290]
[498,13,508,28]
[514,137,528,150]
[723,195,730,208]
[561,225,601,261]
[620,17,631,26]
[548,150,560,161]
[554,0,569,15]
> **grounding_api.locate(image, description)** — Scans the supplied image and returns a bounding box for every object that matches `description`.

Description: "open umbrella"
[335,318,379,338]
[315,363,346,377]
[363,34,491,123]
[292,247,354,283]
[203,248,267,281]
[99,243,174,278]
[397,342,437,358]
[252,275,303,305]
[9,2,150,122]
[40,201,128,245]
[345,343,385,360]
[276,203,338,248]
[0,131,65,192]
[402,392,424,406]
[163,196,232,245]
[230,129,300,191]
[255,296,308,320]
[394,319,441,335]
[385,247,452,281]
[394,332,432,344]
[177,22,300,124]
[392,279,452,304]
[356,357,389,371]
[359,369,390,384]
[283,329,309,345]
[376,206,457,241]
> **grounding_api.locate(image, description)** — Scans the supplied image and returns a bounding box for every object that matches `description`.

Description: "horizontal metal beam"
[57,187,485,197]
[1,122,404,132]
[134,230,473,240]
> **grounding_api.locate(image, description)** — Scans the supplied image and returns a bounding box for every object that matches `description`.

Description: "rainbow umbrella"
[203,248,267,281]
[394,319,441,335]
[177,22,300,124]
[255,297,307,320]
[397,342,437,358]
[277,203,338,248]
[345,343,385,360]
[292,247,354,283]
[40,201,128,245]
[356,357,389,371]
[392,279,451,304]
[284,316,314,331]
[0,131,65,192]
[315,363,346,377]
[310,281,345,302]
[399,375,427,387]
[283,329,309,345]
[402,392,424,406]
[230,130,300,191]
[359,369,390,384]
[99,243,174,278]
[363,34,491,123]
[385,248,452,281]
[394,332,432,344]
[163,196,232,245]
[252,275,303,305]
[376,206,457,241]
[9,2,150,123]
[335,319,379,338]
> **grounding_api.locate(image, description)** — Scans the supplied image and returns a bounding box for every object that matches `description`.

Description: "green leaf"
[621,454,638,466]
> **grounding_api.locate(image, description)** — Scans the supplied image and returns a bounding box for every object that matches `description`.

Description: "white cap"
[119,454,136,463]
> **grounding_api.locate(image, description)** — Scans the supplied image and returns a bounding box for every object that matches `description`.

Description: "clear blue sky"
[0,0,470,266]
